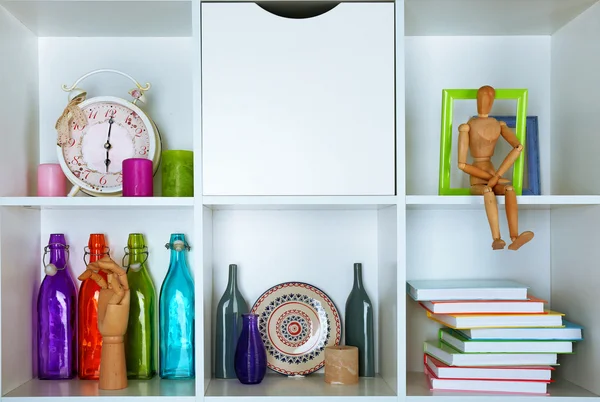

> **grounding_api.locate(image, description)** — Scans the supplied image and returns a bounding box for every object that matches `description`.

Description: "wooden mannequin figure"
[458,85,534,251]
[78,256,130,390]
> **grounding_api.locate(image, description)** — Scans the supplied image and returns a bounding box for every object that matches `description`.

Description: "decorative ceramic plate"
[251,282,342,376]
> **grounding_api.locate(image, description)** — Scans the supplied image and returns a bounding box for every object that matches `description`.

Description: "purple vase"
[37,234,77,380]
[234,313,267,384]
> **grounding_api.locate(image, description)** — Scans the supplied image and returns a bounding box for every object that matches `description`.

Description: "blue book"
[406,279,529,301]
[457,320,584,341]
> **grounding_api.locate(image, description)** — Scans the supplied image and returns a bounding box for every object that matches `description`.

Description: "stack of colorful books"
[407,279,584,395]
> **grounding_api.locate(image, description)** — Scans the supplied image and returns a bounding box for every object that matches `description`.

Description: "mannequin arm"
[487,122,522,187]
[457,123,493,180]
[495,122,523,178]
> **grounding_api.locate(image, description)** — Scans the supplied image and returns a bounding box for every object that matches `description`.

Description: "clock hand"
[104,117,114,173]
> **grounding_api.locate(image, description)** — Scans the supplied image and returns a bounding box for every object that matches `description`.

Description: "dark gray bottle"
[215,264,249,379]
[344,263,375,377]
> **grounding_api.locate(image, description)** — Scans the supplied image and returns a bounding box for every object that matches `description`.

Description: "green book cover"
[439,328,575,354]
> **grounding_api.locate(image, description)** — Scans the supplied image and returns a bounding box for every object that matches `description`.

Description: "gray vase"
[344,263,375,377]
[215,264,249,379]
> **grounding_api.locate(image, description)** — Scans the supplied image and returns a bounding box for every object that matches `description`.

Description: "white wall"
[405,36,551,195]
[0,7,38,196]
[551,2,600,195]
[0,207,40,394]
[551,206,600,394]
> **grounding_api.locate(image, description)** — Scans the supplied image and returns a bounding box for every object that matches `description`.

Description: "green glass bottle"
[344,263,375,377]
[124,233,157,379]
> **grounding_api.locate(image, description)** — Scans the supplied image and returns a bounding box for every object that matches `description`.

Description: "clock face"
[61,100,153,193]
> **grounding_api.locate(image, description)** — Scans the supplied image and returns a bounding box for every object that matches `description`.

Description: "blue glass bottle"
[159,233,195,379]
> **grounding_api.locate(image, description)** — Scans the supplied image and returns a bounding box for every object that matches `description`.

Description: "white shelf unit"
[405,0,600,401]
[0,1,599,402]
[200,203,400,400]
[0,0,201,400]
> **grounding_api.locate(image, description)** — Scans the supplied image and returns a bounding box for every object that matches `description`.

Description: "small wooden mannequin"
[458,86,534,250]
[78,256,130,390]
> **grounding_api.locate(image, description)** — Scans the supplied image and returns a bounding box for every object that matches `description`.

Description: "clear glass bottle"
[78,233,109,379]
[37,234,77,380]
[159,233,195,379]
[215,264,248,379]
[124,233,157,379]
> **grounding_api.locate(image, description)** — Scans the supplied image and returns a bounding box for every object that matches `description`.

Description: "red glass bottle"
[78,234,109,379]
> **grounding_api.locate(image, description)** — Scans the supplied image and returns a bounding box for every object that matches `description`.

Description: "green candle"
[161,150,193,197]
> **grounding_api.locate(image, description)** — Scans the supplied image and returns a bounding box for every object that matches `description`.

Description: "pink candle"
[122,158,153,197]
[38,164,66,197]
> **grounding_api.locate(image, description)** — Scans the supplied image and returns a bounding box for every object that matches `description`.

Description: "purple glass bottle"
[37,234,77,380]
[234,314,267,384]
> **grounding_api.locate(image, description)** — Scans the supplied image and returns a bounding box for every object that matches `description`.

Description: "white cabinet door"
[201,3,395,196]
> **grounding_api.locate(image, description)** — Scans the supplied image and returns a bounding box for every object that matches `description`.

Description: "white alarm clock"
[56,69,162,196]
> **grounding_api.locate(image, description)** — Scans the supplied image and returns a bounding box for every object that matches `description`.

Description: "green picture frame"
[438,88,528,196]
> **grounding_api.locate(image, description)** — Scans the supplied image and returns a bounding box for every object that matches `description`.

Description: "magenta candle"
[122,158,153,197]
[38,164,66,197]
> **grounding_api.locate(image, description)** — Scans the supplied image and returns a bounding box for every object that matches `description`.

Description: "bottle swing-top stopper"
[122,245,149,272]
[173,240,185,251]
[45,263,58,276]
[43,244,70,277]
[165,239,190,252]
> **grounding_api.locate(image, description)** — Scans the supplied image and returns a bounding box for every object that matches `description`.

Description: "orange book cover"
[428,295,547,306]
[419,295,548,315]
[425,310,565,329]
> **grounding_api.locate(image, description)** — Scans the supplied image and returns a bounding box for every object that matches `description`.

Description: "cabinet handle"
[256,1,340,19]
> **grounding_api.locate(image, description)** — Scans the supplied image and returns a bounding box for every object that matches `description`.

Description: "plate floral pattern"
[251,282,342,376]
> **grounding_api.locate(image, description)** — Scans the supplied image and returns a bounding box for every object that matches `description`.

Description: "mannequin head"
[477,85,496,116]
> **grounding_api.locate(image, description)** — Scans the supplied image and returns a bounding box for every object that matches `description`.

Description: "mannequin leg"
[472,184,505,250]
[503,185,519,241]
[500,185,534,250]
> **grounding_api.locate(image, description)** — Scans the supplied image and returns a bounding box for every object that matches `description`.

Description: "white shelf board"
[0,1,192,37]
[406,371,599,401]
[404,0,599,36]
[201,0,392,2]
[203,196,398,210]
[0,196,193,209]
[205,373,396,401]
[3,377,195,400]
[406,195,600,210]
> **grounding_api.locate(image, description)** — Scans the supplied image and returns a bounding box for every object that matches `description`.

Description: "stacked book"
[407,279,584,395]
